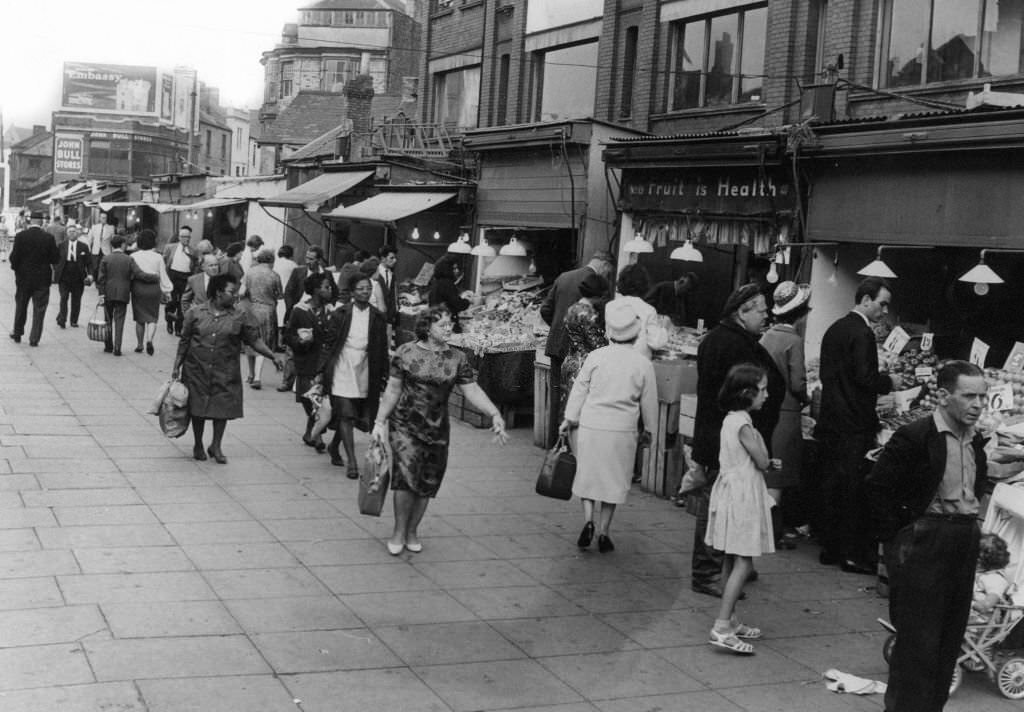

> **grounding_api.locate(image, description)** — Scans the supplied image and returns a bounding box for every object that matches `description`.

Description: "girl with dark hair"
[129,228,173,355]
[705,362,778,655]
[286,272,337,450]
[172,274,285,463]
[372,306,507,555]
[971,533,1012,624]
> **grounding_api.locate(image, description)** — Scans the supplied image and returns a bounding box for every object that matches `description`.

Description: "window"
[434,66,481,129]
[325,58,359,90]
[666,4,767,110]
[880,0,1024,88]
[205,130,212,157]
[235,127,242,149]
[536,41,599,121]
[369,58,388,94]
[496,54,511,125]
[620,26,639,117]
[220,134,227,161]
[815,1,830,73]
[280,61,294,98]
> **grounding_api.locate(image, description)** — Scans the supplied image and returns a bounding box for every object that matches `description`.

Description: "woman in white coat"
[560,299,659,553]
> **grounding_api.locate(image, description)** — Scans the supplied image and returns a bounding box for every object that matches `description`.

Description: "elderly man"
[163,225,199,336]
[865,360,989,712]
[540,251,614,446]
[53,225,92,329]
[181,253,221,315]
[9,212,61,345]
[815,276,897,574]
[690,283,784,597]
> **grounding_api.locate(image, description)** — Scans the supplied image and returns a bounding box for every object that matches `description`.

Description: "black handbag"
[535,434,577,500]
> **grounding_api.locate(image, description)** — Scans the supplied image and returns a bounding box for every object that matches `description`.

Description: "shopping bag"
[535,434,577,500]
[157,380,190,439]
[147,380,173,416]
[359,432,391,516]
[86,304,108,343]
[306,384,334,441]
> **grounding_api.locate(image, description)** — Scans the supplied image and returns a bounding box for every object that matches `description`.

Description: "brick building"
[8,126,53,210]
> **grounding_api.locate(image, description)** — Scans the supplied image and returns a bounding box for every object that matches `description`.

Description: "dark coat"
[864,414,990,542]
[319,303,389,421]
[53,239,93,285]
[644,281,690,326]
[181,273,210,314]
[373,269,398,324]
[98,251,156,303]
[815,312,894,437]
[285,302,331,377]
[285,266,336,315]
[692,319,785,470]
[10,226,59,289]
[540,265,595,359]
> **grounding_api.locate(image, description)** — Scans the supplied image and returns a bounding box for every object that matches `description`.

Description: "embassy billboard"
[62,62,159,116]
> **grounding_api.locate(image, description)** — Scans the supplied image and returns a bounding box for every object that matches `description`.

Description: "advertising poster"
[53,135,84,176]
[62,61,157,115]
[160,74,174,121]
[172,67,199,131]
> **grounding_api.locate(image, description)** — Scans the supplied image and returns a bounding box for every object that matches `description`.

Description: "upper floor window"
[280,61,294,98]
[536,41,599,121]
[666,4,767,111]
[434,65,481,129]
[325,58,359,90]
[880,0,1024,88]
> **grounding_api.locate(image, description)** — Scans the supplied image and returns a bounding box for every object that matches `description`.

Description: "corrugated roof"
[260,91,349,146]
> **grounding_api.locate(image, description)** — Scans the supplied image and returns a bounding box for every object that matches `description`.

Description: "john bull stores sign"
[54,136,84,175]
[620,168,795,215]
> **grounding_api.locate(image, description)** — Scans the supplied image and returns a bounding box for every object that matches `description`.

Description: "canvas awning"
[49,181,91,202]
[99,201,177,214]
[323,192,457,225]
[261,170,373,210]
[170,198,247,211]
[28,184,67,202]
[80,186,125,205]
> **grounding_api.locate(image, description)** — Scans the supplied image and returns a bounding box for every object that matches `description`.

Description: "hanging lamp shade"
[623,232,654,254]
[958,262,1004,285]
[499,237,527,256]
[470,240,497,257]
[669,239,703,262]
[857,259,898,279]
[447,232,472,254]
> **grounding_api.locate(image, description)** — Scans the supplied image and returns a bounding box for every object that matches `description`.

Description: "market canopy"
[323,192,457,225]
[170,198,247,212]
[28,184,67,202]
[48,181,91,202]
[80,186,125,205]
[261,170,373,210]
[99,201,177,214]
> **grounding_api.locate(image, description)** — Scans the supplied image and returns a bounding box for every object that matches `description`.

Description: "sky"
[1,0,299,130]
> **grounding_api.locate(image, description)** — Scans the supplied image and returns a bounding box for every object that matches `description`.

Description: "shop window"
[666,4,767,110]
[880,0,1024,88]
[535,41,599,121]
[620,26,639,117]
[434,65,480,129]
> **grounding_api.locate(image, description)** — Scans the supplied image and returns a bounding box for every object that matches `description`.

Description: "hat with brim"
[29,211,45,220]
[772,280,812,316]
[604,298,642,342]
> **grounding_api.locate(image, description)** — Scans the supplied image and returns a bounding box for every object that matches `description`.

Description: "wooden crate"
[639,399,683,498]
[533,360,551,447]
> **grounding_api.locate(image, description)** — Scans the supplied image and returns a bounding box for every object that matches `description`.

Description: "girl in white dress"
[706,363,779,654]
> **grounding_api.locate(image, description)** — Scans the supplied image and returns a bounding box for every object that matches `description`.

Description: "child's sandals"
[733,622,762,639]
[709,628,755,655]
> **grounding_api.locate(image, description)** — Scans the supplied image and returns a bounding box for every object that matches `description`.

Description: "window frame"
[664,3,768,112]
[620,25,640,118]
[532,40,600,122]
[433,65,482,130]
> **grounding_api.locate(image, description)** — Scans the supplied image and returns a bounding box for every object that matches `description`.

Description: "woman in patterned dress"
[372,306,508,556]
[239,248,283,389]
[559,272,609,419]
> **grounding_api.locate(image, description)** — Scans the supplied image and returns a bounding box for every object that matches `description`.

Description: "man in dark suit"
[645,272,698,326]
[814,276,897,573]
[53,225,93,329]
[181,254,220,315]
[539,250,613,446]
[371,244,399,327]
[284,246,335,314]
[9,211,60,346]
[864,360,989,712]
[97,235,157,355]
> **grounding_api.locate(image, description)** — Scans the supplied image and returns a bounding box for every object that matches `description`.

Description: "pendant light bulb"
[974,282,990,296]
[766,261,779,284]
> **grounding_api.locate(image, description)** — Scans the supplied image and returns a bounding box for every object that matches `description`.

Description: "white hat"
[604,299,642,342]
[772,281,811,316]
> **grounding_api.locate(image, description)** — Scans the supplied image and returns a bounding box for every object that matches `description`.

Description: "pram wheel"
[882,634,896,664]
[997,657,1024,699]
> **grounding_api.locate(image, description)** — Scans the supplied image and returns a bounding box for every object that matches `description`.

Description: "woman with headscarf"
[239,248,283,389]
[129,229,173,355]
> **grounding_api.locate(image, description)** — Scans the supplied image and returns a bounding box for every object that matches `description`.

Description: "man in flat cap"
[9,211,60,346]
[689,283,784,597]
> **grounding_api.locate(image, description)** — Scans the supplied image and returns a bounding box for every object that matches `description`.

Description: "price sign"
[914,366,933,381]
[970,338,990,368]
[989,383,1015,412]
[884,326,911,354]
[1004,342,1024,373]
[697,318,705,332]
[921,333,934,352]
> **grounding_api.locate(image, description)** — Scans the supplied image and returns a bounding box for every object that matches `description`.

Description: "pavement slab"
[0,682,147,712]
[282,668,453,712]
[84,636,271,681]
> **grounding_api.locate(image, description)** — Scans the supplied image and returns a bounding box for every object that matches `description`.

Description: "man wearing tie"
[370,245,398,340]
[54,225,93,328]
[163,225,199,336]
[181,254,221,315]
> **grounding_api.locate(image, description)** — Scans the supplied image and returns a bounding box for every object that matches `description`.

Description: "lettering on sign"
[970,338,990,368]
[989,383,1014,412]
[54,136,83,174]
[620,168,795,213]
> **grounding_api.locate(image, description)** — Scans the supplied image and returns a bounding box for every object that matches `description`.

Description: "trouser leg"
[69,284,83,325]
[28,285,50,344]
[57,283,70,325]
[12,284,29,336]
[691,468,724,585]
[111,302,127,351]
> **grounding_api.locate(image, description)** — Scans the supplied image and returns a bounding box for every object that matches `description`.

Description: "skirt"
[571,426,637,505]
[131,280,161,323]
[705,468,775,557]
[243,301,277,355]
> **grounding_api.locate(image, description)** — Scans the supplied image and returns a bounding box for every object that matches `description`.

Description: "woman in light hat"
[759,280,812,549]
[560,299,658,553]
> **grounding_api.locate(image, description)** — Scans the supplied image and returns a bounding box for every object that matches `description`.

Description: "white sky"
[1,0,299,129]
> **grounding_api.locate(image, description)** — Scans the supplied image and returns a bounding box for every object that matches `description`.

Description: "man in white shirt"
[53,225,92,328]
[162,226,198,336]
[88,212,115,279]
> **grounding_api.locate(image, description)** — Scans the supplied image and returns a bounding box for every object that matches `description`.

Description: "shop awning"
[28,184,67,202]
[49,181,92,202]
[324,192,457,224]
[171,198,247,212]
[99,201,177,214]
[80,186,125,205]
[261,170,373,210]
[806,153,1024,248]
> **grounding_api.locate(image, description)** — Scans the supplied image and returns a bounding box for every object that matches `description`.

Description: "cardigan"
[564,343,658,433]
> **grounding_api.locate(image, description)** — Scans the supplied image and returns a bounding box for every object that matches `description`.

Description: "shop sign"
[54,135,83,174]
[620,167,795,214]
[62,61,158,115]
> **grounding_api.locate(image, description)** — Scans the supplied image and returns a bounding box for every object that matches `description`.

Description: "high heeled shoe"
[386,541,404,556]
[577,521,594,549]
[207,447,227,464]
[146,342,154,356]
[597,534,615,553]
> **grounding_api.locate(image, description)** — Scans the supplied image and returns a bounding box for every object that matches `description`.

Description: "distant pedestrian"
[560,299,658,554]
[88,212,115,279]
[53,225,93,329]
[163,225,198,336]
[129,229,173,355]
[172,273,284,464]
[240,234,263,274]
[239,248,282,390]
[9,211,60,346]
[181,253,220,315]
[44,215,66,247]
[706,363,778,655]
[223,242,246,282]
[97,235,156,356]
[285,271,337,450]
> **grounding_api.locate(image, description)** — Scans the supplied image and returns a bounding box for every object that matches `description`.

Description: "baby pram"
[879,483,1024,699]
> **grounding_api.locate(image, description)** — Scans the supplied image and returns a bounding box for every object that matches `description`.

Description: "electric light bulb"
[766,262,779,284]
[974,282,990,296]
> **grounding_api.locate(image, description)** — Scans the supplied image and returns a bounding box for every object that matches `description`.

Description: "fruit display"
[880,405,933,432]
[449,290,546,355]
[983,368,1024,418]
[878,347,940,391]
[661,326,702,358]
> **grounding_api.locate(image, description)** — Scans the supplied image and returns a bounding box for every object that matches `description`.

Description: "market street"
[0,269,1012,712]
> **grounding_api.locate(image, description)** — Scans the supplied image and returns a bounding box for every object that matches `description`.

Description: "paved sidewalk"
[0,268,1015,711]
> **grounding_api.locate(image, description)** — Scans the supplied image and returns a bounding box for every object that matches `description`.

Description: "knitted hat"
[604,298,642,342]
